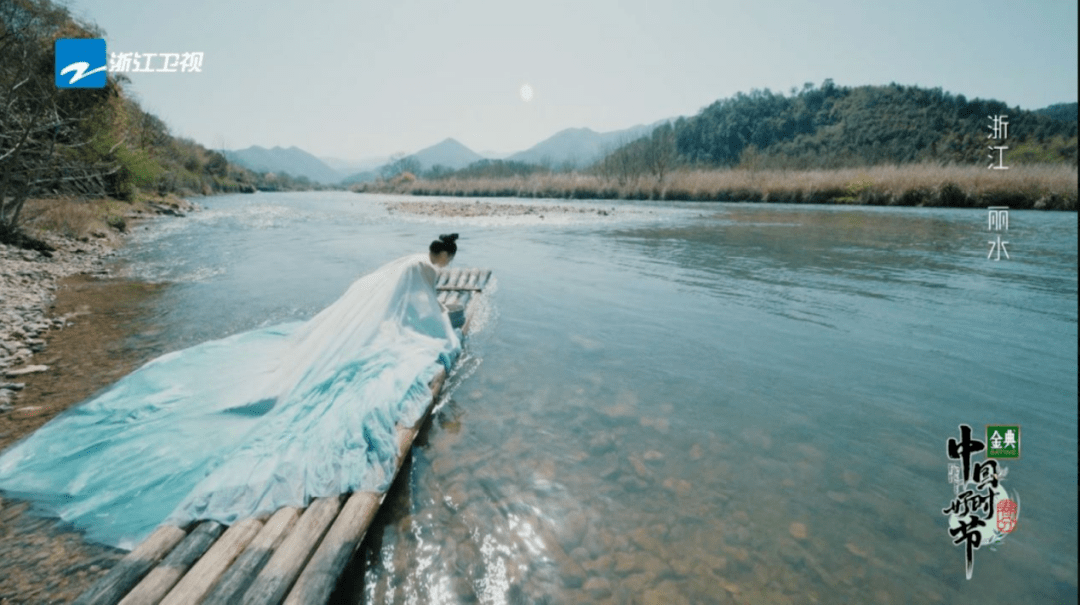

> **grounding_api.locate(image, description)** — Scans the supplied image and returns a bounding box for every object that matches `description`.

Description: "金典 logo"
[55,38,107,88]
[986,425,1020,459]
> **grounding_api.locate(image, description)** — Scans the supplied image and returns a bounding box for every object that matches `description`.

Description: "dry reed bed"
[366,164,1078,210]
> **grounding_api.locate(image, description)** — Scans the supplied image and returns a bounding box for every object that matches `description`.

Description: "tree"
[205,151,228,177]
[643,123,677,183]
[425,164,452,179]
[0,0,122,245]
[135,106,169,151]
[601,134,648,184]
[380,153,421,180]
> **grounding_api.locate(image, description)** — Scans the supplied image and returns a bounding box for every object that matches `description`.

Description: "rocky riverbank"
[0,238,115,413]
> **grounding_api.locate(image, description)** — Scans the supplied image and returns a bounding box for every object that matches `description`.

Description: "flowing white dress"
[0,253,460,550]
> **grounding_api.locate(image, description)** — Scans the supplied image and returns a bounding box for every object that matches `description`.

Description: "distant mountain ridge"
[223,146,342,184]
[407,138,485,171]
[318,155,389,175]
[506,120,673,168]
[339,124,670,182]
[230,121,677,185]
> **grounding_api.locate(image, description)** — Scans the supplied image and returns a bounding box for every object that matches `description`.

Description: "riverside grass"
[19,195,194,241]
[358,163,1078,210]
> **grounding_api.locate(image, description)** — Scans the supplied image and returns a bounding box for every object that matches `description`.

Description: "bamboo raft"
[74,268,493,605]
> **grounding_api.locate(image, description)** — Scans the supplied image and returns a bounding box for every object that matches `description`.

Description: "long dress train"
[0,253,459,550]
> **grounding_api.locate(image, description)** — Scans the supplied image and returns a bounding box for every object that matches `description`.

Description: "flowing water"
[107,191,1075,604]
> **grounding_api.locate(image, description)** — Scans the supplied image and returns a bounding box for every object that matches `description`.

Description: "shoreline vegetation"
[354,163,1078,210]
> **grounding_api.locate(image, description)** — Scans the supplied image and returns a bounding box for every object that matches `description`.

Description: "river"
[109,191,1077,604]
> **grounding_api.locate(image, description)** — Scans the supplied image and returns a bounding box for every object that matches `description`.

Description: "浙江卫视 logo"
[55,38,107,88]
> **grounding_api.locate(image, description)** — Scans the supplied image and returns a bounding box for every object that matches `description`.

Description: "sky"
[67,0,1078,162]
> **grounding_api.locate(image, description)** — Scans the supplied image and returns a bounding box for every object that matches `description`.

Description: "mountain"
[319,155,390,175]
[224,146,342,184]
[478,149,513,160]
[340,169,380,185]
[1033,102,1078,122]
[341,139,483,182]
[407,138,485,171]
[506,120,673,168]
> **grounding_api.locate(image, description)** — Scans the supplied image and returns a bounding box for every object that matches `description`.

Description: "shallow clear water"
[114,192,1077,604]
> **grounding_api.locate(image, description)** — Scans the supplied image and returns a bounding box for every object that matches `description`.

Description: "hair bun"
[439,233,459,243]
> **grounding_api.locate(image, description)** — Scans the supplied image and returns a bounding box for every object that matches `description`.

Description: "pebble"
[536,459,556,480]
[582,577,612,599]
[582,554,612,574]
[721,544,750,562]
[5,364,49,377]
[621,573,651,594]
[0,232,125,408]
[845,542,868,558]
[842,470,862,487]
[629,526,664,553]
[10,406,46,419]
[826,490,848,503]
[628,456,652,480]
[565,511,588,540]
[642,581,690,605]
[639,416,670,433]
[789,522,808,540]
[661,477,692,497]
[598,404,635,419]
[442,482,469,511]
[588,432,617,455]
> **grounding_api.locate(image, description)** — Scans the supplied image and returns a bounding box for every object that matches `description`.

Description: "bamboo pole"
[280,492,382,605]
[445,268,461,289]
[460,271,491,332]
[201,507,300,605]
[445,269,469,307]
[435,285,484,291]
[239,497,343,605]
[465,268,481,288]
[116,521,223,605]
[282,352,450,603]
[158,517,263,605]
[72,525,188,605]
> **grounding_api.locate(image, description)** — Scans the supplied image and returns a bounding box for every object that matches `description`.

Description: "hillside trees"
[1,0,266,246]
[0,0,124,244]
[618,80,1078,171]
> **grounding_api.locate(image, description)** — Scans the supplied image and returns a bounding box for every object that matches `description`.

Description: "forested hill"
[2,0,324,247]
[670,81,1078,169]
[1034,102,1078,123]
